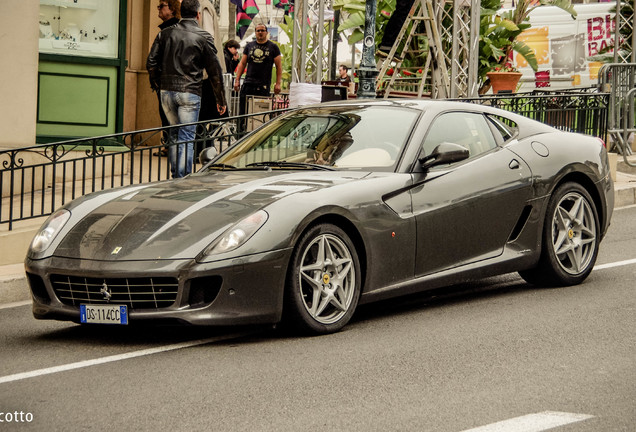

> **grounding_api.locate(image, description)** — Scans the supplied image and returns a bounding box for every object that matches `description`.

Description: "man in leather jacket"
[146,0,226,178]
[152,0,180,157]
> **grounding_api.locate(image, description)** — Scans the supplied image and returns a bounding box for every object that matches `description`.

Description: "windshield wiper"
[205,163,237,170]
[245,161,335,171]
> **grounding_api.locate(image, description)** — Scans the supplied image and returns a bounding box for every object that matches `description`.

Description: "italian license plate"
[80,304,128,325]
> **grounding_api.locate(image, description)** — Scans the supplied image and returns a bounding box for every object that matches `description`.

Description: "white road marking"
[0,300,30,310]
[460,411,594,432]
[593,257,636,270]
[1,257,634,384]
[0,331,257,385]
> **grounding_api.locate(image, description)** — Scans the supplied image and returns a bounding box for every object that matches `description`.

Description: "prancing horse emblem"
[100,282,112,302]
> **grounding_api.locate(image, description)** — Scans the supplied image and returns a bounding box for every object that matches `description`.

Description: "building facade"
[0,0,232,149]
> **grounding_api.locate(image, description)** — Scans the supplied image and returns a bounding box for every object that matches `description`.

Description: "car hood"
[53,170,368,261]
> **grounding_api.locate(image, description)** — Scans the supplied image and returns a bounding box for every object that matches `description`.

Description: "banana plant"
[333,0,395,46]
[479,0,577,93]
[277,15,322,88]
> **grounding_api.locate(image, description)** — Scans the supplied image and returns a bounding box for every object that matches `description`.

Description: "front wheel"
[284,224,361,335]
[519,182,600,287]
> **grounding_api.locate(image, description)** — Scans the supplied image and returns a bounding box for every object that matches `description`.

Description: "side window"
[423,112,498,158]
[486,115,518,143]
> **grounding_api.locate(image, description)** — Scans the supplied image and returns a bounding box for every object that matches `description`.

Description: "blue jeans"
[160,90,201,178]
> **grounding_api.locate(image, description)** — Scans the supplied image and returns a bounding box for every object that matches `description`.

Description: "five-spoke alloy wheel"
[520,182,600,287]
[285,224,361,334]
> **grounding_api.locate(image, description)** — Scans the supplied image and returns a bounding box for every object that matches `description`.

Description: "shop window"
[39,0,119,58]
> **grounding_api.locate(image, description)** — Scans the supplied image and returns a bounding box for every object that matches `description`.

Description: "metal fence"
[0,107,287,231]
[598,63,636,160]
[1,90,608,231]
[453,89,609,138]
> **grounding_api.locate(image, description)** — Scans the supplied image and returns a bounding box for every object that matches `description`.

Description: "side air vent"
[508,205,533,242]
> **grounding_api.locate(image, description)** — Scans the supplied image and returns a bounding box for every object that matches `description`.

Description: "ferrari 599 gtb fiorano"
[25,100,614,334]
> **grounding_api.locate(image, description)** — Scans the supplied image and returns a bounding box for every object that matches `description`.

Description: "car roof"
[313,98,555,135]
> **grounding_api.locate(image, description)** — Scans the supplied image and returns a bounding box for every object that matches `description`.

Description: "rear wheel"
[519,182,599,287]
[285,224,361,335]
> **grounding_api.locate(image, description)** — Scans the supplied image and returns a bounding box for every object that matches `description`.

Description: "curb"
[0,264,30,304]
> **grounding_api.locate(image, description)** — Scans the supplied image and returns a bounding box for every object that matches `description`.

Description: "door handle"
[509,159,520,170]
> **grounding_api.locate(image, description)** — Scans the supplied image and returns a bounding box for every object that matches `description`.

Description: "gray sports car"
[25,100,614,334]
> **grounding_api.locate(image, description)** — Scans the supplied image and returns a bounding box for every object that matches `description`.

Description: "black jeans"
[238,83,270,133]
[197,80,229,154]
[379,0,415,50]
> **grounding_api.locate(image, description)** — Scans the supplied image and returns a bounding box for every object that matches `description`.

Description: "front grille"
[50,275,179,309]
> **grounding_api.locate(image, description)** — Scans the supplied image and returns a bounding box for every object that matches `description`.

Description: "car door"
[411,111,533,277]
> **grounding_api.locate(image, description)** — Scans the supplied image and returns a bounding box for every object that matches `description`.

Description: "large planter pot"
[486,71,522,94]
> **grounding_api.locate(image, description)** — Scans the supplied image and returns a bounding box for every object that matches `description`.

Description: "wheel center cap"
[322,274,330,284]
[568,229,574,239]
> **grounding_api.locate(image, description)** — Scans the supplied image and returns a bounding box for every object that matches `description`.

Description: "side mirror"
[419,142,469,170]
[199,146,219,165]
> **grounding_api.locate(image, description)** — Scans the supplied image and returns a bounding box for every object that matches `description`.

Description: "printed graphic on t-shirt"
[250,47,270,64]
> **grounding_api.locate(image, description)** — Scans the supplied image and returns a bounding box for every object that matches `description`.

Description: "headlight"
[30,209,71,254]
[203,210,268,256]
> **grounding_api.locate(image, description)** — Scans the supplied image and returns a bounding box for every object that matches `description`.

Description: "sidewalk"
[2,157,636,305]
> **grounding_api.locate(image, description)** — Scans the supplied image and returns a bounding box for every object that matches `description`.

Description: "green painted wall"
[37,61,118,139]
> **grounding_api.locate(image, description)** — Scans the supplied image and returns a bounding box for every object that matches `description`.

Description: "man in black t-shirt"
[233,24,282,128]
[336,65,351,86]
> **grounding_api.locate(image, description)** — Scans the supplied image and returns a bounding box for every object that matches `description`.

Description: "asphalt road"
[0,206,635,431]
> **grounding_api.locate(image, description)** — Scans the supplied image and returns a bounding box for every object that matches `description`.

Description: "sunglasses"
[255,29,267,32]
[157,4,168,9]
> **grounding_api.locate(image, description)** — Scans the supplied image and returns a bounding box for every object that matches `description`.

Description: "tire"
[519,182,600,287]
[284,223,361,335]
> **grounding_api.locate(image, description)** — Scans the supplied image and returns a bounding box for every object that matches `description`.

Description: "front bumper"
[25,248,292,326]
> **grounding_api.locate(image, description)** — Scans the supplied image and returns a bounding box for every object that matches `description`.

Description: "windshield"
[206,105,420,171]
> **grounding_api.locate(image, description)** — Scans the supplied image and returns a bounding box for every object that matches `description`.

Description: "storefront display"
[39,0,119,58]
[37,0,126,141]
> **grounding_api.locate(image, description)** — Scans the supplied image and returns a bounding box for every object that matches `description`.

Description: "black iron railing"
[453,89,609,138]
[1,109,287,230]
[1,91,609,231]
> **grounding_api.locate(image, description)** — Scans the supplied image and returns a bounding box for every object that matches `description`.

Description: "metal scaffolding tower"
[290,0,480,98]
[446,0,481,98]
[615,0,635,63]
[291,0,334,84]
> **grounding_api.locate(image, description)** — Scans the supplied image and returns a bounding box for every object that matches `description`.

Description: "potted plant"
[486,61,522,94]
[479,0,577,94]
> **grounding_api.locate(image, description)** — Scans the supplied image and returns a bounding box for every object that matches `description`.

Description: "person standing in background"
[233,24,282,128]
[224,39,241,75]
[152,0,181,157]
[336,64,355,97]
[336,65,351,86]
[146,0,226,178]
[376,0,415,58]
[157,0,180,31]
[198,0,228,123]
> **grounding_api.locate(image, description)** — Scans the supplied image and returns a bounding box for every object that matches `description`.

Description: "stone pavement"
[2,158,636,305]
